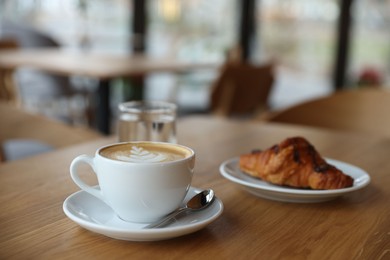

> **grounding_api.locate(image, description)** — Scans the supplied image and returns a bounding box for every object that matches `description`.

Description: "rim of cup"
[97,141,195,165]
[118,100,177,114]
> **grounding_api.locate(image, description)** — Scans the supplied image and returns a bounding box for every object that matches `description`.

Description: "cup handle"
[70,154,105,202]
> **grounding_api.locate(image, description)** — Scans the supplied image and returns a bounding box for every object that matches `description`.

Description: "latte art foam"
[110,146,183,163]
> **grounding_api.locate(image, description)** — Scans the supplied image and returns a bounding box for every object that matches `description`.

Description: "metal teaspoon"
[144,189,215,229]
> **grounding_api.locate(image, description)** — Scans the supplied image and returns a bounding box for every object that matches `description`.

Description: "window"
[254,0,338,108]
[145,0,238,112]
[349,0,390,87]
[0,0,132,53]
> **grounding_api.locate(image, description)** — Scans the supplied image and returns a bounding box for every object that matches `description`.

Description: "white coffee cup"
[70,141,195,223]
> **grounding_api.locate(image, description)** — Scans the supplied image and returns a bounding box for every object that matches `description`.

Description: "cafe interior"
[1,0,390,258]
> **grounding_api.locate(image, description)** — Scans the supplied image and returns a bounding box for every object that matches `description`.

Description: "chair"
[265,88,390,138]
[210,62,274,118]
[0,38,20,104]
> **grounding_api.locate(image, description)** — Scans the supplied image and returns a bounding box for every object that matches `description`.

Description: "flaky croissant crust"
[239,137,354,190]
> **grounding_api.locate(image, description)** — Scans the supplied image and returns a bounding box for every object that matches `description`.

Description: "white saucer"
[220,157,370,203]
[63,187,223,241]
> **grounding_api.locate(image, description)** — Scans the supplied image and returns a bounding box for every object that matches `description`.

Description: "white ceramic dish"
[63,187,223,241]
[219,157,370,203]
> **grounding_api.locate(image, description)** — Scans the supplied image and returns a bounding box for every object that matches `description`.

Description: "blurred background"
[1,0,389,126]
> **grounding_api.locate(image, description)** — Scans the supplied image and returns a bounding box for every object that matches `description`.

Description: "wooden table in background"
[0,101,101,148]
[0,116,389,259]
[0,48,218,134]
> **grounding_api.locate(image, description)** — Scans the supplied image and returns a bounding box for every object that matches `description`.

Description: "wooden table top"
[0,48,218,79]
[0,116,389,259]
[0,102,101,148]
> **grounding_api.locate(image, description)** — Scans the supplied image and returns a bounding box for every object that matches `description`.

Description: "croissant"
[239,137,354,190]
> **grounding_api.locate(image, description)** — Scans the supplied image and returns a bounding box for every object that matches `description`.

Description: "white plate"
[220,157,370,203]
[63,187,223,241]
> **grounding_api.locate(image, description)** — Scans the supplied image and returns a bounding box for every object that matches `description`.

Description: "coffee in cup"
[70,141,195,223]
[100,142,190,163]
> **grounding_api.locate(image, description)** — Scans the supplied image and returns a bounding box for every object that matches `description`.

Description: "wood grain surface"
[0,48,217,80]
[0,116,389,259]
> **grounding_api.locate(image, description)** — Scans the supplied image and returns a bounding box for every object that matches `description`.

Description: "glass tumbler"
[118,100,177,143]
